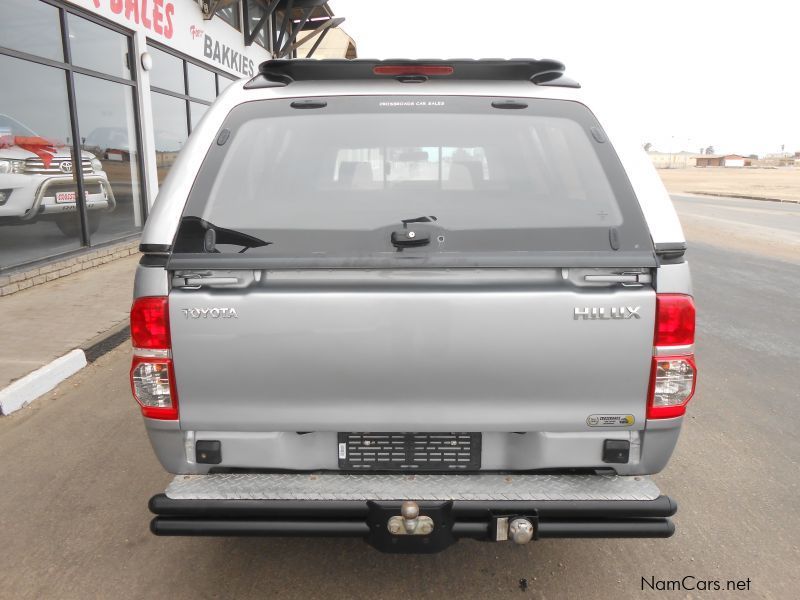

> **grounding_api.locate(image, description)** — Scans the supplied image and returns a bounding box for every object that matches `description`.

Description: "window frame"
[146,40,237,135]
[215,2,242,31]
[0,0,146,251]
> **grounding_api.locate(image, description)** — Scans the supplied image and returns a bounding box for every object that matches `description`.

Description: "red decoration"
[0,135,61,169]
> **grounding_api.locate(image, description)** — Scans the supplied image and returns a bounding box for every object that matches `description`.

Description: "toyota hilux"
[0,114,116,236]
[131,59,696,553]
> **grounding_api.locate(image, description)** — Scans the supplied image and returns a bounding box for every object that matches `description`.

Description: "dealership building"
[0,0,354,279]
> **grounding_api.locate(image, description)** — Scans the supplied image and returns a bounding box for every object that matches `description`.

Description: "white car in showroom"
[0,114,116,236]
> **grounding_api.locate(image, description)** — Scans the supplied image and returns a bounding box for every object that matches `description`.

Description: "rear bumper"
[149,473,677,552]
[143,425,684,476]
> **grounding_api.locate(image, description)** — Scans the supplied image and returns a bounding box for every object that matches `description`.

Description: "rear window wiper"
[401,215,437,226]
[391,215,438,249]
[173,216,272,254]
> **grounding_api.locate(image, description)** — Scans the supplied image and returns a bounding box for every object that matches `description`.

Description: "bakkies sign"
[90,0,175,39]
[203,34,255,77]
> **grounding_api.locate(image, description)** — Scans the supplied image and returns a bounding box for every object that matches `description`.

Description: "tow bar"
[148,473,677,553]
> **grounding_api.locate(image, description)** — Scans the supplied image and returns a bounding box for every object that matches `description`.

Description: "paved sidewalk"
[0,254,138,391]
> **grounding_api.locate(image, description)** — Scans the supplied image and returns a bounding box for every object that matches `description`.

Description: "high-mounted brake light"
[648,294,697,419]
[130,296,177,420]
[373,65,454,76]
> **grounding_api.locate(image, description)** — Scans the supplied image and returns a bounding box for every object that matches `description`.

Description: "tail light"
[654,294,695,346]
[648,294,697,419]
[130,296,178,420]
[648,355,697,419]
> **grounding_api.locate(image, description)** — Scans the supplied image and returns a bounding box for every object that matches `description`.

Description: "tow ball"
[387,501,434,536]
[508,518,535,544]
[493,516,536,544]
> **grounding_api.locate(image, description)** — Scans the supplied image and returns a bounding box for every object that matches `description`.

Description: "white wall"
[724,158,745,167]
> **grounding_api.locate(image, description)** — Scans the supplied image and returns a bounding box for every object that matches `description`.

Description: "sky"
[331,0,799,156]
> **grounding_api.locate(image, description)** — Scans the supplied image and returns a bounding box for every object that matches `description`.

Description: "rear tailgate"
[169,270,654,431]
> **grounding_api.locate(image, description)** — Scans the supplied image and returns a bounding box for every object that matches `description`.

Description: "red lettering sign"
[92,0,174,40]
[153,0,164,35]
[141,0,151,28]
[164,2,174,39]
[125,0,140,24]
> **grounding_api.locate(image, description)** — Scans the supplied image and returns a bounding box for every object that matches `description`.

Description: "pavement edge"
[684,190,800,204]
[0,320,130,416]
[0,349,87,415]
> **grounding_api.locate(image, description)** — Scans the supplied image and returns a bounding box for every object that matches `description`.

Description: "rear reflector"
[130,356,178,420]
[130,296,177,420]
[655,294,695,347]
[647,355,697,419]
[373,65,454,76]
[130,296,170,349]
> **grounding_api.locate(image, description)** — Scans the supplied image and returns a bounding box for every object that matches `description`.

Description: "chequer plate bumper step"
[150,473,676,550]
[164,472,661,502]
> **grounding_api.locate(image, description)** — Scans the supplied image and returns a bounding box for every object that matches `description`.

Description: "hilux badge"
[574,306,641,320]
[182,308,238,319]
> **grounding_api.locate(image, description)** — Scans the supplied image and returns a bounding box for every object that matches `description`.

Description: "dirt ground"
[658,167,800,202]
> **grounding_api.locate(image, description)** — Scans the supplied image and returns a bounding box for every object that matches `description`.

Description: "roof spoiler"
[244,58,580,89]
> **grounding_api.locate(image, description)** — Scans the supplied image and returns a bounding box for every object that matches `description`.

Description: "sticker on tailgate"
[586,414,635,427]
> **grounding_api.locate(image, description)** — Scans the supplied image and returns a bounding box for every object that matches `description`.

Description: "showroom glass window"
[0,0,145,270]
[148,43,235,183]
[69,13,143,246]
[0,53,80,266]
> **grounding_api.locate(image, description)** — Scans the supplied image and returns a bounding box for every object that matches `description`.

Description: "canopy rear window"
[172,96,654,268]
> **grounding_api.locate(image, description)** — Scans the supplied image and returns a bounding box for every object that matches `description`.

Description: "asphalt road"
[1,195,798,599]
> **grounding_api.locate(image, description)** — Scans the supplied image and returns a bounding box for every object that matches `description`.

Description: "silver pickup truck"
[131,59,696,553]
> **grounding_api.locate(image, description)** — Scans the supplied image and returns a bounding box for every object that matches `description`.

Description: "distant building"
[297,27,357,58]
[694,154,751,167]
[647,151,699,169]
[759,153,797,167]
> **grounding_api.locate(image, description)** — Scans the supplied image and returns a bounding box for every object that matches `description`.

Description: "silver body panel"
[133,263,169,298]
[144,424,681,476]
